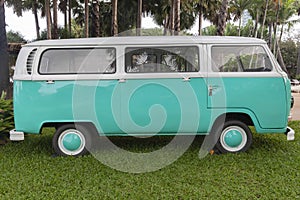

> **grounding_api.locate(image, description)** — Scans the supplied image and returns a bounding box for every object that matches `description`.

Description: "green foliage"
[281,39,298,78]
[240,20,255,37]
[40,26,74,40]
[224,22,239,36]
[146,0,197,32]
[6,30,26,43]
[141,28,164,36]
[202,22,247,36]
[0,92,14,135]
[202,25,217,36]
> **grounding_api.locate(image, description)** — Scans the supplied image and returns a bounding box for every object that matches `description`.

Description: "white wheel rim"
[58,129,86,156]
[220,126,247,152]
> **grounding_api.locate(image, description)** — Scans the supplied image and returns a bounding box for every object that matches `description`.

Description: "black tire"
[214,120,253,154]
[52,124,95,156]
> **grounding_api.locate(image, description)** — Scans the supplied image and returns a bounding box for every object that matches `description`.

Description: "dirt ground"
[291,93,300,120]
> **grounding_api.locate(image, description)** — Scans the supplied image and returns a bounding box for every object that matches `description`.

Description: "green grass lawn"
[0,122,300,199]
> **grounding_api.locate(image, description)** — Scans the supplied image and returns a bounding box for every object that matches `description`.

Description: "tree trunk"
[45,0,52,39]
[279,24,284,44]
[84,0,89,38]
[260,0,269,39]
[268,23,272,50]
[136,0,142,36]
[277,45,288,74]
[174,0,180,35]
[296,47,300,76]
[62,0,67,29]
[111,0,118,36]
[273,4,280,57]
[217,0,228,36]
[0,0,9,95]
[254,10,259,38]
[33,0,40,40]
[91,1,101,37]
[273,24,278,57]
[198,7,202,36]
[276,24,284,58]
[163,15,169,36]
[170,0,175,35]
[53,0,58,39]
[68,0,72,37]
[238,17,241,36]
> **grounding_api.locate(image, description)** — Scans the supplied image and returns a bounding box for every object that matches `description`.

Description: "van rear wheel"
[214,120,252,154]
[52,124,94,156]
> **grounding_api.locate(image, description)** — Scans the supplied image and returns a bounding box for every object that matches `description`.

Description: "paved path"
[291,93,300,120]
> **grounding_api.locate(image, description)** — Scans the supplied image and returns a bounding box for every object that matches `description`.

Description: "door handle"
[208,85,220,96]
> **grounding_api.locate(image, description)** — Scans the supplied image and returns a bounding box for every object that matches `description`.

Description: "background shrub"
[0,92,14,138]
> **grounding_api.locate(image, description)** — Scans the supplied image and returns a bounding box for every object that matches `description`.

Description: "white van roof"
[25,36,266,47]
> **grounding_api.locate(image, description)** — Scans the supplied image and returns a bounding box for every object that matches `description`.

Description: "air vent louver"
[26,49,37,75]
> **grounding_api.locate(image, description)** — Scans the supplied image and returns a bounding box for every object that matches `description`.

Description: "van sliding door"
[118,46,210,135]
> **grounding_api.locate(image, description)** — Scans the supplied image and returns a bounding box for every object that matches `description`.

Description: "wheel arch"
[210,111,258,133]
[41,121,98,134]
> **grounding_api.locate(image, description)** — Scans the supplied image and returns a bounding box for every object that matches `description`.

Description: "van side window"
[125,47,199,73]
[211,46,272,72]
[39,48,116,74]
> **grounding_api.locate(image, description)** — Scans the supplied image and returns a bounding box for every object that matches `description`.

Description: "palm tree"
[111,0,118,36]
[136,0,142,36]
[0,0,9,95]
[229,0,252,36]
[147,0,195,35]
[53,0,59,39]
[271,0,296,53]
[174,0,180,35]
[260,0,270,39]
[32,0,41,39]
[272,0,299,73]
[170,0,175,35]
[45,0,52,39]
[217,0,229,36]
[195,0,219,35]
[68,0,72,36]
[247,0,264,38]
[6,0,43,40]
[91,0,100,37]
[153,0,172,35]
[59,0,68,29]
[196,0,207,35]
[84,0,89,37]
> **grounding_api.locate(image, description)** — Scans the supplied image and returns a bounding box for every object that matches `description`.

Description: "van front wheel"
[52,124,93,156]
[215,120,252,154]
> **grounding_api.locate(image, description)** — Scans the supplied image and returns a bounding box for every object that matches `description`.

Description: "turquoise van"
[10,36,294,156]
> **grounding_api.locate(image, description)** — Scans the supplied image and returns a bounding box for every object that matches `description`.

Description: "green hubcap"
[62,133,82,151]
[224,130,243,148]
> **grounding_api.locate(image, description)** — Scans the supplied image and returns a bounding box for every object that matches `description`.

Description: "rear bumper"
[10,129,24,141]
[285,126,295,141]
